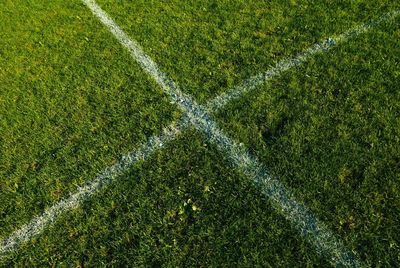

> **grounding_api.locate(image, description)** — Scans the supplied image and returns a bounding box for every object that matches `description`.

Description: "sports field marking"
[0,120,186,259]
[1,2,397,265]
[207,9,400,111]
[79,0,180,99]
[79,0,363,266]
[183,111,360,267]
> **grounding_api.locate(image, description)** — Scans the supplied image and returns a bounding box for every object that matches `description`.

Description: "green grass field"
[1,0,399,267]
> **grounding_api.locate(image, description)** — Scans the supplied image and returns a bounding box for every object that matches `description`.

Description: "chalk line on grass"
[1,2,397,265]
[81,0,184,101]
[206,9,400,111]
[184,107,360,267]
[81,1,365,266]
[0,120,186,258]
[336,9,399,42]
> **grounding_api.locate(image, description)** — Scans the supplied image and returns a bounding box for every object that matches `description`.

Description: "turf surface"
[216,16,400,266]
[0,0,179,239]
[1,0,399,266]
[96,0,399,103]
[1,130,331,267]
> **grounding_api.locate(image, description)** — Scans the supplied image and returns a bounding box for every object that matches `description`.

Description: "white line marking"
[0,120,185,258]
[80,0,185,100]
[80,1,370,266]
[207,9,400,111]
[0,2,397,265]
[186,110,360,267]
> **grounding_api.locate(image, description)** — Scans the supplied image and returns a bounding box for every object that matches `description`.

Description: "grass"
[2,130,330,267]
[0,0,179,239]
[216,16,400,266]
[1,0,399,266]
[96,0,399,103]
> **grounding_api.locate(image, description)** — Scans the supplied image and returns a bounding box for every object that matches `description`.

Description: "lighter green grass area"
[96,0,399,103]
[217,18,400,266]
[0,0,179,239]
[1,130,329,267]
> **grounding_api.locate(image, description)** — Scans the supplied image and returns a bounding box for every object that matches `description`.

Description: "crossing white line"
[80,1,364,266]
[1,2,397,265]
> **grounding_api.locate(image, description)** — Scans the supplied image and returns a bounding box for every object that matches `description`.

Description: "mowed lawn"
[1,0,400,267]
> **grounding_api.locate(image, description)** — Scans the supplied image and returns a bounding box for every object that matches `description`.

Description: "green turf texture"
[1,0,400,266]
[1,130,331,267]
[0,0,179,239]
[97,0,399,103]
[216,17,400,267]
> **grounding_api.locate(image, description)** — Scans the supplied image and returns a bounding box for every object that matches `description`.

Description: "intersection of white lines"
[1,1,399,266]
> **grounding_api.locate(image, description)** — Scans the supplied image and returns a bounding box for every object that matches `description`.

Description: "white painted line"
[0,3,397,265]
[336,10,399,42]
[206,9,400,111]
[81,0,187,101]
[0,120,185,258]
[81,1,366,266]
[185,109,360,267]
